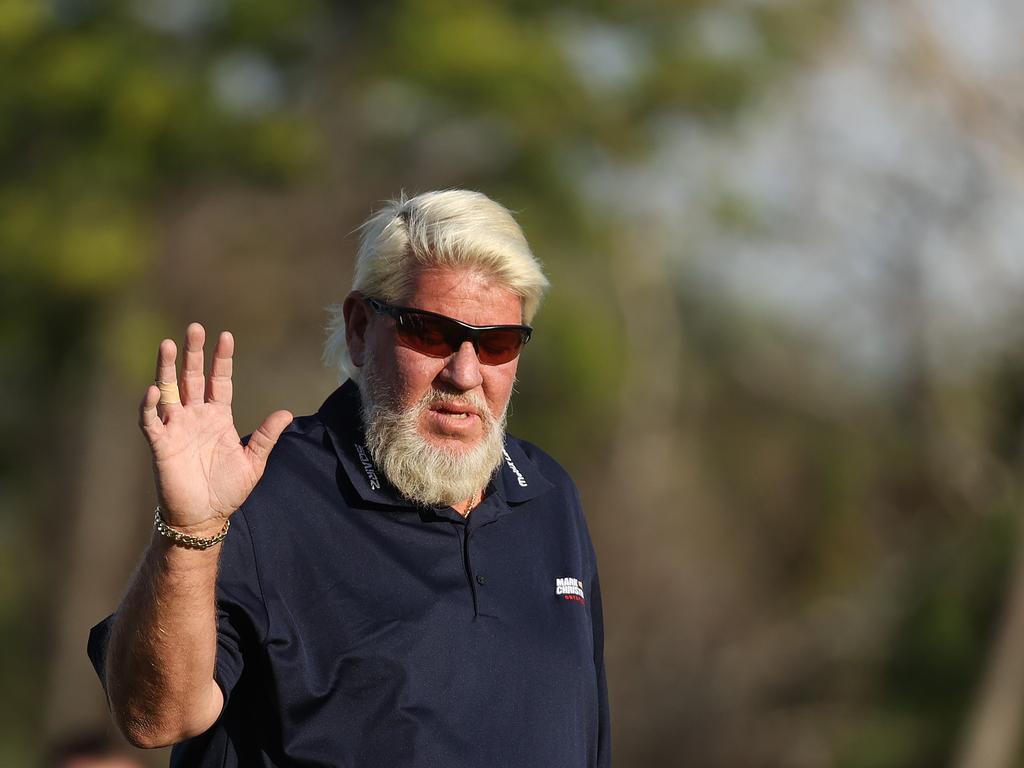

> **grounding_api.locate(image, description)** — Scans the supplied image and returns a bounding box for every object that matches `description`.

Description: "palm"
[140,324,293,532]
[154,402,256,522]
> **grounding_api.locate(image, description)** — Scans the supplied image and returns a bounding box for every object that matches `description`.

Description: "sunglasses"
[366,297,532,365]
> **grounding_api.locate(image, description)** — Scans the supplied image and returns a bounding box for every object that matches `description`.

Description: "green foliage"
[512,286,626,464]
[838,508,1017,768]
[21,3,1010,767]
[0,0,327,755]
[0,0,324,277]
[367,0,836,166]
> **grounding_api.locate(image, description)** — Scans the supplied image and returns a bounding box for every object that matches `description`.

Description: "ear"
[343,292,369,368]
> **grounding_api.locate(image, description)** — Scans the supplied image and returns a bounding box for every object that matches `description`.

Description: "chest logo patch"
[555,577,586,604]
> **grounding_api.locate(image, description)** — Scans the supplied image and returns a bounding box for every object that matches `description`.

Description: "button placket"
[462,496,507,617]
[456,523,481,616]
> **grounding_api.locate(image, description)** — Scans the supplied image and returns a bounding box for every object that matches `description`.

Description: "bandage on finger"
[157,380,181,405]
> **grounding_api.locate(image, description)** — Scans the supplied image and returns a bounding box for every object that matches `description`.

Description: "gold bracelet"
[153,507,230,550]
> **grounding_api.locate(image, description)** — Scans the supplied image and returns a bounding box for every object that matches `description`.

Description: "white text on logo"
[354,443,381,490]
[555,576,585,604]
[503,449,529,487]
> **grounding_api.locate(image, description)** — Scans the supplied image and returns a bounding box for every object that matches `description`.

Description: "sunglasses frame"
[365,296,532,365]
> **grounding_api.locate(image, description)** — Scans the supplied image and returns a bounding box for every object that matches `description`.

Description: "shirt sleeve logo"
[554,577,586,604]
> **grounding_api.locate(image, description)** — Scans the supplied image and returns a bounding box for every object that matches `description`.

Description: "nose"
[438,340,483,391]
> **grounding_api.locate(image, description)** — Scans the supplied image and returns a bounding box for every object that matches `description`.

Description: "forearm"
[106,531,225,748]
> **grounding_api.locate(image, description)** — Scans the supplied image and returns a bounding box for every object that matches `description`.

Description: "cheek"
[483,364,518,415]
[392,348,445,402]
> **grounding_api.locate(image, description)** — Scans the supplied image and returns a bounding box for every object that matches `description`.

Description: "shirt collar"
[317,380,553,512]
[318,380,408,508]
[496,436,553,503]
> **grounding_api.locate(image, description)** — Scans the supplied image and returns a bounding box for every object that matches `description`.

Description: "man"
[88,190,610,767]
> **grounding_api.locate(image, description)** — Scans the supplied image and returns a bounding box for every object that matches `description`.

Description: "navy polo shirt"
[89,381,610,767]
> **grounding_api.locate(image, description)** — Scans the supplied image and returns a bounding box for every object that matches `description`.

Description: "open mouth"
[430,404,479,420]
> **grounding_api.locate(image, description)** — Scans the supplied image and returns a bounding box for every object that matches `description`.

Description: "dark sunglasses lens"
[393,308,527,364]
[396,313,456,357]
[477,329,526,365]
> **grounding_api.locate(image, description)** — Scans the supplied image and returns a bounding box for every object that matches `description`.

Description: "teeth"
[433,407,472,418]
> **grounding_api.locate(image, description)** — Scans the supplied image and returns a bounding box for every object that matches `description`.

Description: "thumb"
[246,410,294,473]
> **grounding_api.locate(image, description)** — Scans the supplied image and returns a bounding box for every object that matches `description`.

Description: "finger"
[138,385,165,440]
[180,322,206,405]
[206,331,234,405]
[245,410,294,474]
[154,339,182,416]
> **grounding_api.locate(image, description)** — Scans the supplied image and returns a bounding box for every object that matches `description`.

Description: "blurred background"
[3,0,1024,765]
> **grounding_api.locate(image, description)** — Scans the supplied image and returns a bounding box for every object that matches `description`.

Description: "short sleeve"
[85,509,267,714]
[87,614,114,693]
[210,509,267,707]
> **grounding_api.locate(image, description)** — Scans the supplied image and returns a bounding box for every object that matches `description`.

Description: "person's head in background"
[46,730,143,768]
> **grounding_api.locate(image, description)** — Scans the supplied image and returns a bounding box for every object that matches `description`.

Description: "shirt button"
[476,574,487,585]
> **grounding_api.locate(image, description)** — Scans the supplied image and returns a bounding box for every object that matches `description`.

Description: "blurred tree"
[0,0,324,759]
[21,3,1010,768]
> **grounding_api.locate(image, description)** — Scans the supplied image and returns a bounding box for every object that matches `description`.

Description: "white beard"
[357,359,508,508]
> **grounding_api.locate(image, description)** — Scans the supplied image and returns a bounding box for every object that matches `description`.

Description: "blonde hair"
[324,189,549,381]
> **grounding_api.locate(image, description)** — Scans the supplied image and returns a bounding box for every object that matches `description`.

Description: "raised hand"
[138,323,293,535]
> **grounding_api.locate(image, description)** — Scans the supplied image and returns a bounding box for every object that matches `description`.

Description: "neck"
[454,490,483,518]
